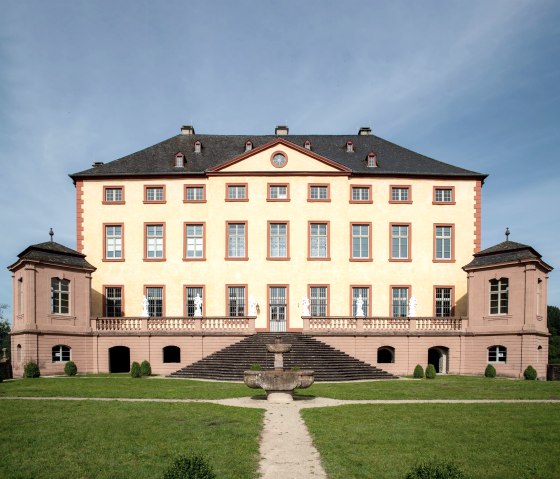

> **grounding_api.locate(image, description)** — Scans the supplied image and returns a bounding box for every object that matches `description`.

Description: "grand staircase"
[169,333,397,381]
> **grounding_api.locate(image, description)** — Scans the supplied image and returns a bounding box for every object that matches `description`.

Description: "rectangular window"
[228,286,246,316]
[185,223,204,259]
[351,223,371,260]
[146,287,163,317]
[351,186,371,202]
[310,286,328,317]
[352,287,370,316]
[309,222,329,259]
[51,278,70,314]
[269,286,288,332]
[435,225,453,261]
[488,345,507,363]
[434,187,454,203]
[435,287,452,317]
[17,278,23,314]
[105,287,123,317]
[145,224,164,259]
[268,184,289,201]
[227,222,247,259]
[390,186,411,203]
[391,224,410,260]
[104,225,123,260]
[104,186,124,203]
[268,222,288,259]
[308,184,329,201]
[392,287,409,317]
[185,286,203,317]
[227,184,247,200]
[490,279,509,315]
[184,185,206,202]
[144,186,165,203]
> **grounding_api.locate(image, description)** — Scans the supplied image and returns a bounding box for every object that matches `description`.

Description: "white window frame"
[51,278,70,315]
[435,226,452,260]
[352,224,370,259]
[435,188,452,203]
[269,223,288,258]
[105,187,123,202]
[52,345,71,362]
[227,223,246,258]
[392,287,408,317]
[490,278,509,315]
[352,187,370,202]
[105,225,122,259]
[310,223,328,258]
[269,185,288,200]
[488,345,507,363]
[310,287,328,317]
[146,225,164,259]
[310,185,328,200]
[391,225,409,259]
[186,224,204,259]
[185,186,204,201]
[391,187,409,202]
[146,187,164,202]
[435,287,452,317]
[227,185,247,200]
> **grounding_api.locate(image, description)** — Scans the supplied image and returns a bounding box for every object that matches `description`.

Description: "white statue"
[141,295,149,317]
[408,296,417,317]
[355,294,365,317]
[248,296,257,316]
[302,297,310,316]
[193,294,203,317]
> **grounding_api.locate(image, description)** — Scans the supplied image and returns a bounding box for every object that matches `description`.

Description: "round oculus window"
[271,153,287,168]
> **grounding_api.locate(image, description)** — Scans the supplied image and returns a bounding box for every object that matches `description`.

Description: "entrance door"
[269,286,287,332]
[428,346,449,374]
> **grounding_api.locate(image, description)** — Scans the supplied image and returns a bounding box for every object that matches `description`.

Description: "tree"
[0,304,10,361]
[548,306,560,363]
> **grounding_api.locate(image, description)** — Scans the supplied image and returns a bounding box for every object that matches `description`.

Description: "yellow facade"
[82,142,478,330]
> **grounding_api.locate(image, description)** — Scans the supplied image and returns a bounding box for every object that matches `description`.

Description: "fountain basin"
[244,369,315,403]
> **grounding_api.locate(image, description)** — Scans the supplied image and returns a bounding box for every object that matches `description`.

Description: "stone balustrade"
[91,316,257,334]
[302,316,465,333]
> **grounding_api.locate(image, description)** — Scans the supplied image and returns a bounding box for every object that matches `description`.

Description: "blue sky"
[1,0,559,319]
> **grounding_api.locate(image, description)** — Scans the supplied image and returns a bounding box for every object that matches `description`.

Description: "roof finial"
[505,227,510,241]
[49,228,54,242]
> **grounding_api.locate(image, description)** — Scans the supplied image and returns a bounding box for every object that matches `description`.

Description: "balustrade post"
[409,318,417,331]
[141,318,148,331]
[248,316,256,333]
[302,317,310,332]
[356,317,364,332]
[195,318,202,331]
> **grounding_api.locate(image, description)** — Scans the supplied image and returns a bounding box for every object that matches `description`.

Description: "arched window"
[488,345,507,363]
[367,152,377,168]
[51,278,70,314]
[16,344,22,363]
[52,345,71,362]
[304,140,311,150]
[194,141,201,153]
[489,278,508,315]
[377,346,395,364]
[346,140,354,153]
[163,345,181,363]
[245,140,253,152]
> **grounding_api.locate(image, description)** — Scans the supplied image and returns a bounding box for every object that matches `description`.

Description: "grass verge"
[296,375,560,400]
[0,400,262,479]
[302,403,560,479]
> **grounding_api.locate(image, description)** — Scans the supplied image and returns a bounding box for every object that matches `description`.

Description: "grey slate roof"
[463,241,553,271]
[70,133,487,180]
[8,241,96,271]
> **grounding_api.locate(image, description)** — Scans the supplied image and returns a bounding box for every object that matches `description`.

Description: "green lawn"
[2,375,560,400]
[0,376,255,399]
[0,400,262,479]
[297,375,560,400]
[302,403,560,479]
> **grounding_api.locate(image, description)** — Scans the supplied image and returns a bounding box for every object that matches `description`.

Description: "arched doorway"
[428,346,449,374]
[109,346,130,373]
[377,346,395,364]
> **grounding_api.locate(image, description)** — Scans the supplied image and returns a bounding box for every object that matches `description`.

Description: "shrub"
[425,364,437,379]
[250,363,262,371]
[140,360,152,377]
[484,364,496,378]
[524,365,537,380]
[130,361,141,378]
[0,375,3,383]
[404,461,467,479]
[163,454,216,479]
[64,361,78,376]
[23,361,40,378]
[413,364,424,379]
[291,366,301,371]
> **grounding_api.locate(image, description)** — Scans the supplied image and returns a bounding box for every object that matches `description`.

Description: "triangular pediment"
[207,138,351,174]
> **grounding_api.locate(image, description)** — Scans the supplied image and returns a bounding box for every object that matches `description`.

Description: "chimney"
[358,127,371,136]
[181,125,195,135]
[92,161,104,168]
[275,125,289,136]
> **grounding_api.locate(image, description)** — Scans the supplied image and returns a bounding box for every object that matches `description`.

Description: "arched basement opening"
[163,345,181,363]
[428,346,449,374]
[377,346,395,364]
[109,346,130,373]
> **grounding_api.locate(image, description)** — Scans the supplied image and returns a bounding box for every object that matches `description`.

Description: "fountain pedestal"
[243,336,314,403]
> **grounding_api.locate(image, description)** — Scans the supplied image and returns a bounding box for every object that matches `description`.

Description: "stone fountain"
[244,336,314,403]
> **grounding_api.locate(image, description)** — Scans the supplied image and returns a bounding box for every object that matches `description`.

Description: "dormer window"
[367,152,377,168]
[245,140,253,152]
[175,152,185,168]
[194,141,201,154]
[346,140,354,153]
[304,140,311,150]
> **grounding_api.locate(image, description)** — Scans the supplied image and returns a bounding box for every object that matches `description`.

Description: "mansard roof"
[8,241,96,272]
[463,240,553,271]
[70,132,487,181]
